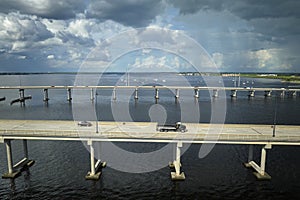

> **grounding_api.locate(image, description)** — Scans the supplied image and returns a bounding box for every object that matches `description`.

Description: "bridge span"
[0,85,299,105]
[1,120,300,181]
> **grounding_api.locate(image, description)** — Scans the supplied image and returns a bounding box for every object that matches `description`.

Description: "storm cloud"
[0,0,299,72]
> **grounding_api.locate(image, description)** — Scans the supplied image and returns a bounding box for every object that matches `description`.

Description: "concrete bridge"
[0,85,299,105]
[1,120,300,181]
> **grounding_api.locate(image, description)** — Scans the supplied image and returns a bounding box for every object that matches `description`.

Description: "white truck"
[156,122,187,132]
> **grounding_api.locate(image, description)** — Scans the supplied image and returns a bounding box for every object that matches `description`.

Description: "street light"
[272,93,278,137]
[95,91,99,133]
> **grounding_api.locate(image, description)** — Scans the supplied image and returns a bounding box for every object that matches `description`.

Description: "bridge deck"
[0,85,299,91]
[0,120,299,145]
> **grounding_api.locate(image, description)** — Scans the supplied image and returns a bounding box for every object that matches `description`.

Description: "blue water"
[0,74,300,199]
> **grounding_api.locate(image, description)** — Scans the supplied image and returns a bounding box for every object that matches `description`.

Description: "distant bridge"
[0,85,299,105]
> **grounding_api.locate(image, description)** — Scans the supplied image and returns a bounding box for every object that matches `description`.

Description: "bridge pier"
[90,88,94,101]
[280,90,285,97]
[248,90,255,97]
[175,89,179,100]
[2,139,35,179]
[67,88,72,101]
[288,91,297,97]
[134,88,138,100]
[169,142,185,181]
[43,89,49,102]
[194,89,199,98]
[244,144,271,180]
[85,141,106,180]
[112,88,117,100]
[264,90,272,97]
[19,89,25,106]
[212,89,218,98]
[10,89,32,106]
[230,90,237,98]
[155,88,159,100]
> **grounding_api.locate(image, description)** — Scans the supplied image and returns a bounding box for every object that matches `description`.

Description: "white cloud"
[213,48,294,72]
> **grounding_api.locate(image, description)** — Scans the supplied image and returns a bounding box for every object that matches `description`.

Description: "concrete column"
[23,140,28,159]
[85,141,102,180]
[264,90,272,97]
[175,142,181,176]
[19,89,25,106]
[112,88,116,100]
[19,89,25,99]
[194,89,199,98]
[260,147,267,175]
[212,89,218,98]
[175,89,179,99]
[170,142,185,180]
[248,90,255,97]
[155,88,159,99]
[134,88,138,100]
[281,90,285,97]
[6,140,13,174]
[67,88,72,101]
[90,88,94,101]
[43,89,49,102]
[90,142,95,175]
[230,90,237,98]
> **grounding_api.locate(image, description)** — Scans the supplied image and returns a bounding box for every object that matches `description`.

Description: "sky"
[0,0,300,73]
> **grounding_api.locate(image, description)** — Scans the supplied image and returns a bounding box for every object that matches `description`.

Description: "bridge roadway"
[1,85,299,105]
[0,85,300,92]
[1,120,300,181]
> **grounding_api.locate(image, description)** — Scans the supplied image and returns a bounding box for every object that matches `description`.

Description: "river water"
[0,73,299,199]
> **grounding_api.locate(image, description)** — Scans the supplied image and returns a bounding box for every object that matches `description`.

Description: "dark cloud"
[230,0,300,20]
[0,0,165,27]
[0,0,86,19]
[169,0,223,14]
[170,0,300,19]
[86,0,165,27]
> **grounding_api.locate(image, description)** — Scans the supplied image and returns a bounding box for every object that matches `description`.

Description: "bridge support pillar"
[90,88,94,101]
[230,90,237,98]
[194,89,199,98]
[2,139,35,179]
[134,88,138,100]
[244,144,271,180]
[175,89,179,100]
[10,89,32,106]
[281,90,285,97]
[248,90,255,97]
[169,142,185,181]
[85,141,106,180]
[264,90,272,97]
[43,89,49,102]
[67,88,72,101]
[289,91,297,97]
[19,89,25,106]
[112,88,117,100]
[212,89,218,98]
[155,88,159,100]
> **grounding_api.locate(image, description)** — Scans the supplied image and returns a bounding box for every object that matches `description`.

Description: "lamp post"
[95,91,99,133]
[272,93,278,137]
